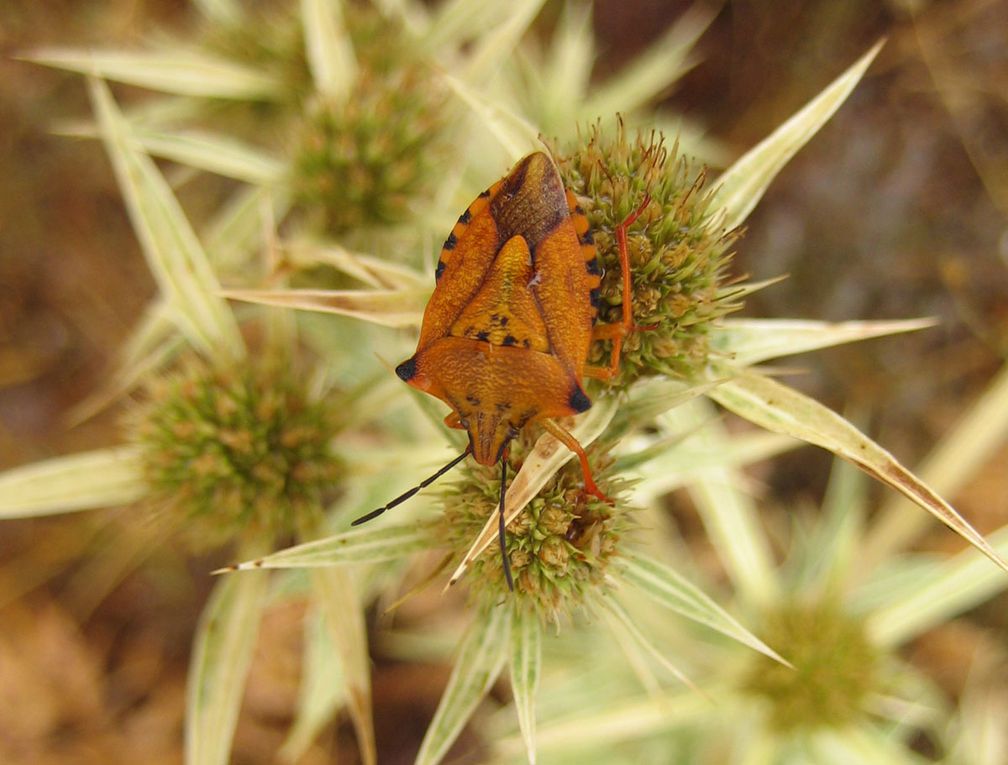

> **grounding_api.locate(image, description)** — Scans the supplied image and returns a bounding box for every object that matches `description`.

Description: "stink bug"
[354,152,650,589]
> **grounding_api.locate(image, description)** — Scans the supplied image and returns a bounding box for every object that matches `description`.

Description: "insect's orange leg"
[542,419,612,504]
[444,412,465,429]
[584,195,655,381]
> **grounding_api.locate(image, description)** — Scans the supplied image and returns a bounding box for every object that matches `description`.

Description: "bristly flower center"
[554,124,741,390]
[440,432,630,624]
[128,356,341,551]
[743,600,879,732]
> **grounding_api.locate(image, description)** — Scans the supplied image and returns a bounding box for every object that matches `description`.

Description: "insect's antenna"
[351,448,470,526]
[498,457,514,592]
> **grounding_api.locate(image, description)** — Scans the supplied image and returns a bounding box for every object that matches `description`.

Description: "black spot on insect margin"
[395,356,417,381]
[444,232,458,250]
[590,288,601,309]
[586,258,601,275]
[479,189,491,198]
[568,387,592,413]
[435,260,445,280]
[459,208,472,224]
[476,330,490,342]
[580,229,595,245]
[502,335,518,347]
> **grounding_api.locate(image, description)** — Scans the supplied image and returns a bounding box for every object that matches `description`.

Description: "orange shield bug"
[354,151,650,589]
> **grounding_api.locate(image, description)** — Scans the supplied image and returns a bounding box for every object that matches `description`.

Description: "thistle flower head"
[289,10,447,236]
[128,355,341,551]
[197,4,449,237]
[555,124,739,389]
[292,65,446,235]
[743,599,879,732]
[440,433,630,623]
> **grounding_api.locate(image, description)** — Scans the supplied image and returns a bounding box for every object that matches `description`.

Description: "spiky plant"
[213,40,1008,765]
[0,72,381,764]
[485,384,1008,762]
[7,3,1008,765]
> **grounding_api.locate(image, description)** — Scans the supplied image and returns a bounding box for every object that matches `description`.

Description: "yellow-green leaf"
[441,70,541,163]
[416,607,511,765]
[867,525,1008,648]
[673,399,780,607]
[866,359,1008,564]
[711,317,935,367]
[595,593,697,688]
[280,611,345,763]
[311,567,375,765]
[464,0,546,81]
[713,40,884,230]
[186,571,268,765]
[32,48,282,99]
[301,0,357,101]
[220,287,427,328]
[0,447,146,518]
[618,551,787,665]
[88,77,245,359]
[131,128,285,184]
[709,368,1008,576]
[582,3,715,119]
[509,607,542,765]
[224,523,438,571]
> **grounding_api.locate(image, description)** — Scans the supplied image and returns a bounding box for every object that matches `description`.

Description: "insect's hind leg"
[541,419,611,504]
[584,195,655,381]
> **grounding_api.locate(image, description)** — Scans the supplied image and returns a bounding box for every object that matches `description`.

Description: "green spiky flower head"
[292,65,447,235]
[199,3,449,237]
[288,9,447,236]
[440,432,631,624]
[743,599,880,732]
[555,124,739,389]
[128,355,341,551]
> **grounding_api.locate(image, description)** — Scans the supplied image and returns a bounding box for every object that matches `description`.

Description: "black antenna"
[352,448,470,526]
[498,457,514,592]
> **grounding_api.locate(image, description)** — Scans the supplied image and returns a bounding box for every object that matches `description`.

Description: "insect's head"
[395,349,523,467]
[395,340,593,469]
[455,407,517,467]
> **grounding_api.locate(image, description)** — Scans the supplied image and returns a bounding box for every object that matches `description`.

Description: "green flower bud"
[440,433,631,624]
[743,600,879,732]
[127,356,341,551]
[554,123,740,389]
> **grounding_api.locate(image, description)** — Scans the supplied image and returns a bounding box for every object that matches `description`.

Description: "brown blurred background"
[2,1,1007,762]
